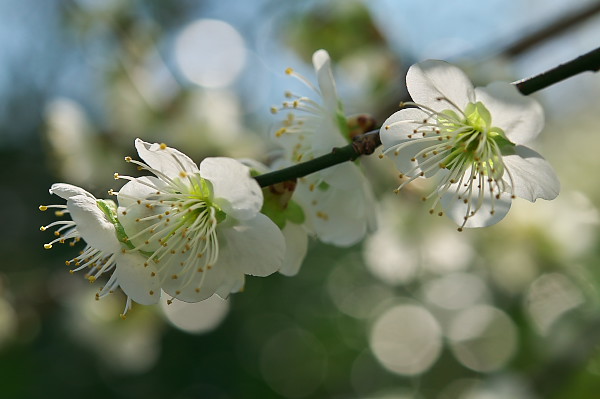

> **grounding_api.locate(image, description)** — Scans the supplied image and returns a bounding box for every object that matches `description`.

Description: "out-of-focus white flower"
[40,183,160,318]
[380,60,560,230]
[115,139,285,302]
[239,158,309,277]
[271,49,376,246]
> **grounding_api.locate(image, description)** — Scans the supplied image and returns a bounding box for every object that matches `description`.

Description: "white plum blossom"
[271,49,376,246]
[380,60,560,230]
[114,139,285,303]
[40,183,160,318]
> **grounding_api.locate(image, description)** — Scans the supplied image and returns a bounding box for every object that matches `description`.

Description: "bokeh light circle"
[175,19,246,88]
[448,305,517,372]
[370,304,442,376]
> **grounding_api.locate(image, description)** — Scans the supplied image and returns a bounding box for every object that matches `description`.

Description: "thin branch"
[514,46,600,95]
[502,2,600,57]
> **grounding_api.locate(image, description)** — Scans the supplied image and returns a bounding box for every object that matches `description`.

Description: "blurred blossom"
[259,328,327,398]
[526,273,584,335]
[160,295,230,334]
[423,272,490,311]
[448,305,517,372]
[64,286,164,374]
[0,296,17,349]
[44,98,95,185]
[270,49,377,246]
[175,19,247,88]
[369,303,442,376]
[510,190,600,259]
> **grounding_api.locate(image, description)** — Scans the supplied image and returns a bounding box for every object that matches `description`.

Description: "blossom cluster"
[41,140,286,317]
[40,50,560,317]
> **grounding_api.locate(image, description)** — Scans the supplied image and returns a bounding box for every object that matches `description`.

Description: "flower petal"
[295,164,375,246]
[380,108,446,178]
[503,145,560,201]
[475,82,544,144]
[67,194,121,253]
[161,255,229,303]
[117,176,170,251]
[380,108,431,147]
[279,223,309,277]
[440,186,512,228]
[200,157,263,221]
[113,252,160,305]
[217,213,285,277]
[215,272,245,299]
[50,183,95,200]
[134,138,199,177]
[313,49,339,113]
[407,60,475,113]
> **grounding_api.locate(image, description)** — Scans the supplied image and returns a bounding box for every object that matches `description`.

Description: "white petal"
[380,108,430,148]
[134,138,199,177]
[215,272,245,299]
[503,145,560,201]
[114,252,160,305]
[50,183,94,200]
[279,223,309,277]
[200,157,263,221]
[67,195,121,253]
[117,177,169,251]
[218,213,285,277]
[295,165,374,246]
[117,176,167,208]
[441,187,512,228]
[407,60,475,113]
[161,255,228,303]
[475,82,544,144]
[312,49,339,113]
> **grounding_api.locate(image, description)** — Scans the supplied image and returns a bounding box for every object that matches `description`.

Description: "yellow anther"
[55,211,65,217]
[114,172,120,179]
[120,314,127,320]
[149,290,154,295]
[124,156,132,162]
[44,244,52,249]
[88,276,96,283]
[171,274,178,279]
[378,154,384,159]
[179,171,187,178]
[160,143,167,150]
[39,226,46,231]
[270,106,278,114]
[285,67,294,75]
[275,128,287,137]
[39,205,48,211]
